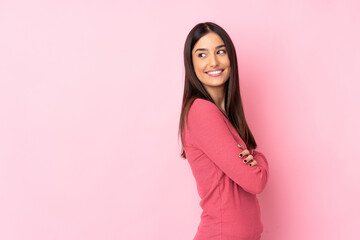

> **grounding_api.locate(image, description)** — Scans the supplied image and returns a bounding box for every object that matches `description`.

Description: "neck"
[204,85,226,116]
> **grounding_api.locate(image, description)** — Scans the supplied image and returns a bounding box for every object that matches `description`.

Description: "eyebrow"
[194,44,226,53]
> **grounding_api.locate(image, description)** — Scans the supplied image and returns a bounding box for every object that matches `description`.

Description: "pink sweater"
[183,98,270,240]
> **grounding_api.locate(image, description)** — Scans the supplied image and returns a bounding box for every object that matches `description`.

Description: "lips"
[206,69,224,77]
[206,68,224,73]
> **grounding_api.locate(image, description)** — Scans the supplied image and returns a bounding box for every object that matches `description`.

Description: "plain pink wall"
[0,0,359,239]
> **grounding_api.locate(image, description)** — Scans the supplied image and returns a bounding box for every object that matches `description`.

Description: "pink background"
[1,0,359,239]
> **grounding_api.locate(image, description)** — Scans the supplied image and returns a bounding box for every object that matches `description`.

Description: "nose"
[209,52,219,67]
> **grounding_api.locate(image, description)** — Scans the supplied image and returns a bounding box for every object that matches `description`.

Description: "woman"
[178,22,270,240]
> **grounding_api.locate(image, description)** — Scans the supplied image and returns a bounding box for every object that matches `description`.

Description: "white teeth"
[207,70,222,74]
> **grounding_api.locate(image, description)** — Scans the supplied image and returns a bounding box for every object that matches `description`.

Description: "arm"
[252,149,270,173]
[187,99,269,194]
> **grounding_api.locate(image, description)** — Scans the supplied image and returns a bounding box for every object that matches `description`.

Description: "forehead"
[192,32,224,52]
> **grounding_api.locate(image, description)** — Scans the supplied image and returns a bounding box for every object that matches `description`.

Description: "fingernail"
[243,159,247,163]
[239,154,243,157]
[249,164,252,167]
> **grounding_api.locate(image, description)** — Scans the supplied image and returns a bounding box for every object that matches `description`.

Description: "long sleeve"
[252,149,270,186]
[187,98,269,195]
[252,150,269,172]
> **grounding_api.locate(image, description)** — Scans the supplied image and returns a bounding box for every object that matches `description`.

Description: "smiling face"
[192,32,231,91]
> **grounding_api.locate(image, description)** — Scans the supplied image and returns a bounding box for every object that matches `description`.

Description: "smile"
[206,69,224,77]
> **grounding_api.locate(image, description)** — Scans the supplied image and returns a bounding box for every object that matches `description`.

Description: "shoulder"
[187,98,224,125]
[184,98,227,145]
[189,98,220,115]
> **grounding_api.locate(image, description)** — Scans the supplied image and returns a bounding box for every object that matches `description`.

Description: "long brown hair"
[178,22,257,159]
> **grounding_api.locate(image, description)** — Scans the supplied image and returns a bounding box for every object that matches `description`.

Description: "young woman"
[178,22,270,240]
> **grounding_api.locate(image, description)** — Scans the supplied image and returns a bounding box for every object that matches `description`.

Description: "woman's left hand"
[237,143,257,167]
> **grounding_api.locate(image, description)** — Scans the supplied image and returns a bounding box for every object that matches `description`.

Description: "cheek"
[193,61,205,73]
[223,57,230,67]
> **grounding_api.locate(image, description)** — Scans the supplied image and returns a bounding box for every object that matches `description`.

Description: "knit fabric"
[183,98,270,240]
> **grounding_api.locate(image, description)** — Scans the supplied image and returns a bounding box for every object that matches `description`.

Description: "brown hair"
[178,22,257,159]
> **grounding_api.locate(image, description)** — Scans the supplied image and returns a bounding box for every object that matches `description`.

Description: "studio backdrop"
[0,0,359,239]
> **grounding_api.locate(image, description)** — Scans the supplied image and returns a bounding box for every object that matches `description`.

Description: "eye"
[197,49,226,58]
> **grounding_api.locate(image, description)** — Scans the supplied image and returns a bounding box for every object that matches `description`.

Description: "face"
[192,32,231,90]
